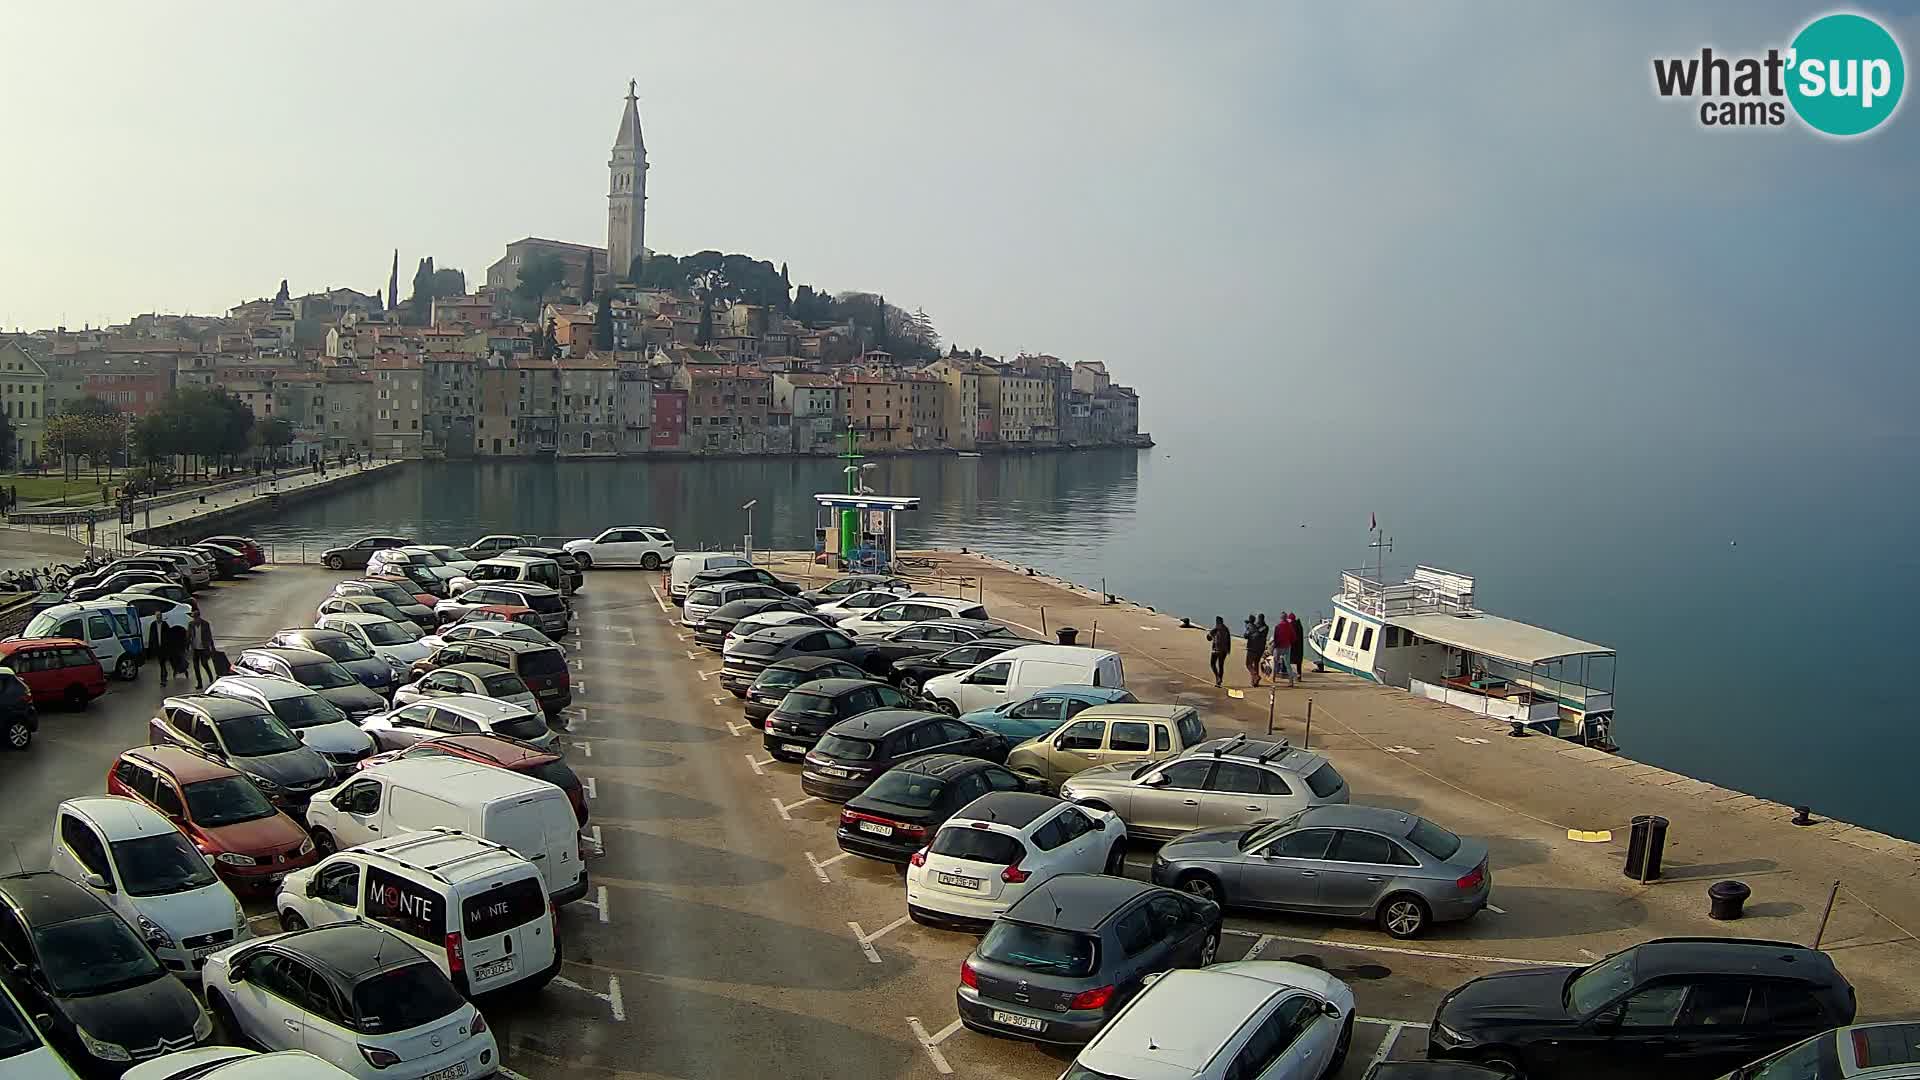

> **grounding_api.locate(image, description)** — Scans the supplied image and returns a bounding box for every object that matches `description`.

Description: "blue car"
[957,684,1138,742]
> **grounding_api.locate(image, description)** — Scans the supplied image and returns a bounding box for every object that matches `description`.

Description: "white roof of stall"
[1395,612,1612,665]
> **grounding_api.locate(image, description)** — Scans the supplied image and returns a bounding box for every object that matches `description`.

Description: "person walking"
[1273,612,1297,688]
[1287,613,1306,684]
[1206,616,1232,687]
[148,614,168,686]
[1245,614,1268,687]
[188,607,217,689]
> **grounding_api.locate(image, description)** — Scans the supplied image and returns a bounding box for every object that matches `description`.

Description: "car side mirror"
[200,740,219,753]
[83,872,109,891]
[1590,1006,1623,1031]
[293,729,307,741]
[1141,773,1167,787]
[32,1012,52,1028]
[1020,775,1048,794]
[305,879,321,899]
[1321,1000,1341,1018]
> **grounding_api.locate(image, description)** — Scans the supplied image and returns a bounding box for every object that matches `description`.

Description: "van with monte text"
[275,829,560,997]
[304,757,589,904]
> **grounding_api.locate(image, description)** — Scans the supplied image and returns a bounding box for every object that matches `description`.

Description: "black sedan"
[0,872,211,1070]
[689,565,803,595]
[743,656,871,728]
[956,874,1220,1046]
[836,754,1043,863]
[800,708,1008,802]
[763,677,910,760]
[319,535,413,571]
[721,624,893,694]
[68,571,176,603]
[890,640,1031,697]
[694,597,816,651]
[852,619,1031,671]
[189,543,251,579]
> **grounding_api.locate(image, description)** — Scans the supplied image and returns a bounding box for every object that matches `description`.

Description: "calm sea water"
[241,434,1920,841]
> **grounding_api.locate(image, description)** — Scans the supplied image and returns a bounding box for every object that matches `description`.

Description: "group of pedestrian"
[149,605,219,689]
[1206,611,1305,689]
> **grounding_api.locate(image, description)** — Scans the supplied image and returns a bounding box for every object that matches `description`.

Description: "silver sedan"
[1150,804,1491,939]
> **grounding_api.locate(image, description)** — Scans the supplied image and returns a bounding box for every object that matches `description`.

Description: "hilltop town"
[0,83,1145,469]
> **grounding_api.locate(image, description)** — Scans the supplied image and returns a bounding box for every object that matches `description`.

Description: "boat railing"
[1338,566,1478,618]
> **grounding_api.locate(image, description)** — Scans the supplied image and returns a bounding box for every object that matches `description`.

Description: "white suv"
[1069,961,1356,1080]
[905,791,1125,930]
[564,526,675,570]
[276,829,559,996]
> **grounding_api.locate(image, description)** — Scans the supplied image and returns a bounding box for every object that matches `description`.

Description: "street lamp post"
[742,499,757,564]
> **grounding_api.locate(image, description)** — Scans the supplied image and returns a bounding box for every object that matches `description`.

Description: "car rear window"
[863,772,944,810]
[931,829,1025,865]
[688,589,720,606]
[978,920,1097,978]
[364,866,446,941]
[1305,762,1345,798]
[957,605,988,621]
[755,667,810,691]
[517,649,567,676]
[521,593,565,614]
[1177,712,1207,746]
[778,691,837,716]
[351,963,465,1035]
[1852,1025,1920,1069]
[524,759,580,793]
[483,673,532,698]
[814,734,878,761]
[1407,818,1463,861]
[491,713,550,741]
[462,878,547,939]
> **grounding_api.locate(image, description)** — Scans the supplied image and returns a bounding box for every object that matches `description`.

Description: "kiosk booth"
[813,493,919,574]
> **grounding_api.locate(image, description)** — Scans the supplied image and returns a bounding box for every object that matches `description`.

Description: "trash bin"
[1056,627,1079,646]
[1623,814,1668,880]
[1708,880,1751,920]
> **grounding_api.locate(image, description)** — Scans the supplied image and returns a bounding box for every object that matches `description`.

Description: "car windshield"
[410,551,447,567]
[813,734,878,761]
[351,963,467,1035]
[216,713,302,755]
[1239,810,1308,851]
[365,587,414,608]
[863,771,945,810]
[778,691,838,716]
[111,833,218,897]
[183,776,277,827]
[490,712,549,741]
[0,989,41,1059]
[1408,818,1463,861]
[300,636,373,662]
[292,661,360,689]
[1568,951,1637,1014]
[272,693,348,729]
[363,621,421,645]
[931,828,1024,865]
[483,673,532,698]
[33,913,166,995]
[978,919,1098,977]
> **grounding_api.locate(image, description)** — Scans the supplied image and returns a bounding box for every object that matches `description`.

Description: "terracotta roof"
[687,364,767,380]
[782,373,840,388]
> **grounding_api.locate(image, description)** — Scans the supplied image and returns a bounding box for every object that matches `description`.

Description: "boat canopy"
[1395,612,1612,666]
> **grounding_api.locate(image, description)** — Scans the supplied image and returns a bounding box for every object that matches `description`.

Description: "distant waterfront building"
[0,339,48,465]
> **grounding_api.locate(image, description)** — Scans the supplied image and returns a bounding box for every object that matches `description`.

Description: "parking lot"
[0,563,1849,1080]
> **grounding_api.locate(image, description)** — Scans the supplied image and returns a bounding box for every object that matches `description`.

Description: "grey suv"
[1058,735,1348,840]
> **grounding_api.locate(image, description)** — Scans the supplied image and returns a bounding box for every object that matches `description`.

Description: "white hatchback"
[48,797,247,981]
[905,791,1125,929]
[812,589,925,624]
[315,612,433,667]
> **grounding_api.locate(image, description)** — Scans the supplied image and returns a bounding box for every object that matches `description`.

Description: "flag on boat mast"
[1369,511,1376,532]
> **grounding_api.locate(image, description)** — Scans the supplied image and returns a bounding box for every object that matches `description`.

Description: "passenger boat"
[1307,564,1618,750]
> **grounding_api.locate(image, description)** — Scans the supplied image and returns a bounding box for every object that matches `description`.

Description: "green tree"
[65,395,119,418]
[636,253,681,290]
[579,250,596,304]
[254,417,295,467]
[514,253,569,305]
[594,293,614,350]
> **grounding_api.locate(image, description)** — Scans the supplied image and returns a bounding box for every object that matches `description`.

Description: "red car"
[106,745,318,891]
[0,638,107,709]
[456,603,543,628]
[358,733,588,825]
[204,534,267,567]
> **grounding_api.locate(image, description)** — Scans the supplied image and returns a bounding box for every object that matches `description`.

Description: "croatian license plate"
[784,743,808,754]
[538,688,559,697]
[824,767,853,779]
[192,944,221,960]
[936,872,982,890]
[424,1064,467,1080]
[474,957,515,981]
[991,1011,1045,1033]
[858,821,892,836]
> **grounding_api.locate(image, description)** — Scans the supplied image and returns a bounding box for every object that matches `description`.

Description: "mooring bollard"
[1708,880,1750,920]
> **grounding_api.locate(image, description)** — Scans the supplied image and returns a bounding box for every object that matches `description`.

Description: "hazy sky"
[2,2,1914,441]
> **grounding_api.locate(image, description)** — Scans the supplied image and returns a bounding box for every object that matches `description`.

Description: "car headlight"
[1058,783,1078,801]
[1435,1022,1475,1047]
[193,1007,214,1041]
[232,897,250,932]
[251,775,281,792]
[77,1027,131,1062]
[298,836,316,855]
[135,913,175,949]
[215,852,259,866]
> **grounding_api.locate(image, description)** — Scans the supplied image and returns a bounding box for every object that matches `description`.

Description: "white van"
[275,830,559,997]
[464,555,566,596]
[304,758,589,904]
[20,600,144,679]
[669,552,752,603]
[922,644,1126,715]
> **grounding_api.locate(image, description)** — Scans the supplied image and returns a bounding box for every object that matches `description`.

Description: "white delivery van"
[276,829,560,996]
[304,758,589,904]
[669,552,752,603]
[922,644,1126,715]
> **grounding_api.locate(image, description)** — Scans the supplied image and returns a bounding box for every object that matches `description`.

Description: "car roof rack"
[1256,739,1294,763]
[1210,734,1248,757]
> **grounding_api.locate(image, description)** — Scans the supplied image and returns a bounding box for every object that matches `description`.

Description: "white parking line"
[551,974,625,1021]
[1243,935,1273,960]
[1223,930,1586,968]
[847,915,908,963]
[1580,948,1600,960]
[1357,1016,1430,1029]
[711,695,730,707]
[805,850,851,883]
[686,650,700,661]
[1486,903,1507,914]
[906,1017,960,1075]
[582,777,597,799]
[697,668,722,680]
[575,740,593,757]
[574,886,611,924]
[724,721,749,737]
[570,658,584,671]
[1368,1022,1406,1071]
[772,795,820,821]
[746,753,776,776]
[500,1068,535,1080]
[648,583,670,614]
[585,825,604,857]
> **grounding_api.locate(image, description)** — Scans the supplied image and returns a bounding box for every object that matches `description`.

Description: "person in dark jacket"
[1245,615,1268,687]
[1288,613,1306,684]
[187,608,217,689]
[163,621,191,682]
[148,616,168,686]
[1206,617,1232,687]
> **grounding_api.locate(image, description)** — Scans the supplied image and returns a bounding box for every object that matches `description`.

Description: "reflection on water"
[243,451,1146,562]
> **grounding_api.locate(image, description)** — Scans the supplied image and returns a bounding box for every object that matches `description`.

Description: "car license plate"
[474,957,515,980]
[423,1064,467,1080]
[784,742,808,754]
[192,944,221,960]
[858,821,892,836]
[991,1011,1045,1033]
[936,872,982,890]
[537,688,559,697]
[824,767,853,779]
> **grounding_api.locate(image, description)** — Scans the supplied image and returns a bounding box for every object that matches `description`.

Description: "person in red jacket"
[1273,612,1298,688]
